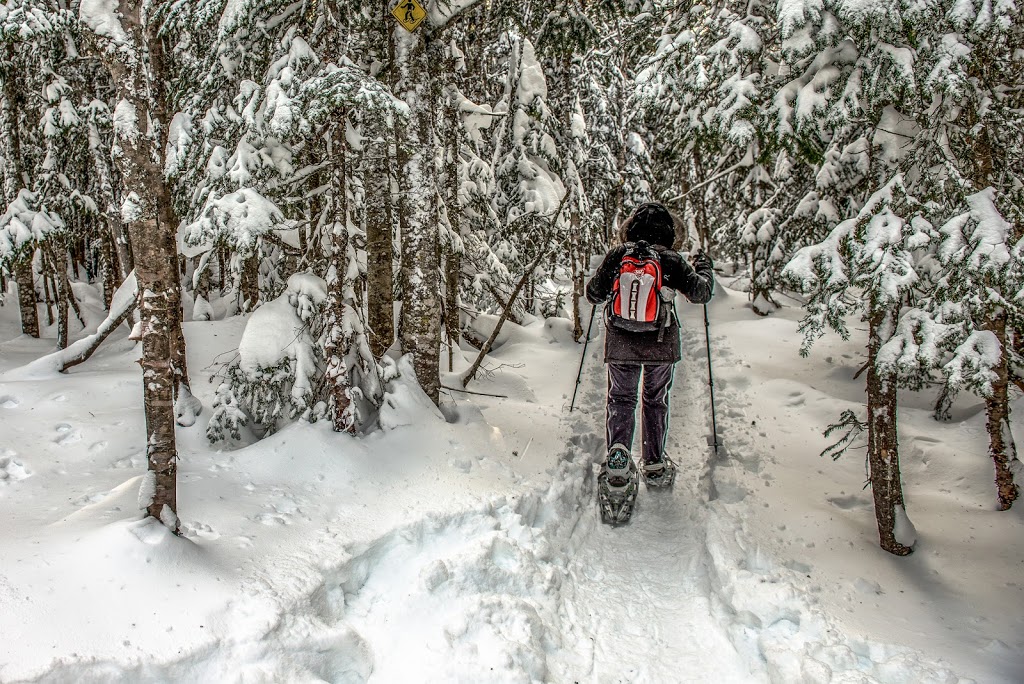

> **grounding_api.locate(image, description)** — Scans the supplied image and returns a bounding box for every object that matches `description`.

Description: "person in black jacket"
[585,202,714,490]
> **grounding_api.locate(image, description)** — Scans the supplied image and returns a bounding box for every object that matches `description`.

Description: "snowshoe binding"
[640,456,677,489]
[598,444,639,525]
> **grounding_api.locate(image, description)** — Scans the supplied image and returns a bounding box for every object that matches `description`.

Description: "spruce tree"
[784,176,932,556]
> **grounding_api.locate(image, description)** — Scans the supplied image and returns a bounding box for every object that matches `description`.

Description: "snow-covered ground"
[1,279,1021,683]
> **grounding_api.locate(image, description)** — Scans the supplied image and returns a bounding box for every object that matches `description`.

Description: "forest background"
[0,0,1021,558]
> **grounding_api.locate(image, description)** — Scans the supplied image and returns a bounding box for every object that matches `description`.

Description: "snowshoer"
[585,202,714,523]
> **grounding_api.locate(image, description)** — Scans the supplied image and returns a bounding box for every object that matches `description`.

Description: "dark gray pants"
[606,362,674,464]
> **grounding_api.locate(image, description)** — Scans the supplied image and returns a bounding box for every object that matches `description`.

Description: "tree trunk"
[984,311,1020,509]
[240,251,259,312]
[394,28,442,404]
[13,255,39,338]
[967,89,1020,510]
[365,137,395,359]
[866,306,913,555]
[89,121,134,280]
[0,45,28,198]
[444,252,461,371]
[42,269,55,327]
[50,249,70,350]
[100,233,117,309]
[2,60,39,339]
[441,84,462,372]
[90,0,181,533]
[569,198,584,341]
[326,121,356,433]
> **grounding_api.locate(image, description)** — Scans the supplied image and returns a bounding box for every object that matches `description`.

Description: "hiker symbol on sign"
[392,0,426,32]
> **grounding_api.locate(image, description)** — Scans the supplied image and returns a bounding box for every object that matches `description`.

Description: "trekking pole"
[703,302,721,454]
[570,304,597,412]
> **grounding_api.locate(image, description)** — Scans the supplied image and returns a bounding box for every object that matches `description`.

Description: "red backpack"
[609,241,665,333]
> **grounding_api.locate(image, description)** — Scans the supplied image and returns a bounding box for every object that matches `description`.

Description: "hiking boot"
[598,444,639,524]
[641,456,677,488]
[603,444,636,486]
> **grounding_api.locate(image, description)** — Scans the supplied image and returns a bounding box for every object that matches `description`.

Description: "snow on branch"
[78,0,127,44]
[0,189,66,268]
[182,187,289,257]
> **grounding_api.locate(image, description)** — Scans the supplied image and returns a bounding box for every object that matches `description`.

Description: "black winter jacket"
[585,244,714,364]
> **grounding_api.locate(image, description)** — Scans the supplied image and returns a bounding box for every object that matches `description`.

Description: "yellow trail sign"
[392,0,426,32]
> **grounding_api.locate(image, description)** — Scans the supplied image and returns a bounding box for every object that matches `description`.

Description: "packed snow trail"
[547,313,764,682]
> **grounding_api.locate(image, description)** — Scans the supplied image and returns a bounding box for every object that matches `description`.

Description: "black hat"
[623,202,675,249]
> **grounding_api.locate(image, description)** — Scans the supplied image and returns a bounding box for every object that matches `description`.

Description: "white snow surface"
[0,279,1022,682]
[79,0,127,44]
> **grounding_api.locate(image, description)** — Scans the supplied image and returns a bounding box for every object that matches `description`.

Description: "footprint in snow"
[72,490,109,506]
[254,512,291,526]
[0,455,31,482]
[183,521,220,540]
[89,441,108,454]
[54,423,83,445]
[0,395,19,409]
[827,494,871,510]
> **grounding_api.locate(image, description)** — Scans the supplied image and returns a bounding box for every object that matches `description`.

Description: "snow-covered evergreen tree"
[905,0,1024,510]
[208,273,330,442]
[635,0,776,264]
[784,176,933,556]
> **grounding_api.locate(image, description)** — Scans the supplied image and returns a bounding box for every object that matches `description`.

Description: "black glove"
[691,250,713,272]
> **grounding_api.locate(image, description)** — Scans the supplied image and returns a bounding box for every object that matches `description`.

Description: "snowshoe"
[640,457,677,489]
[598,445,639,525]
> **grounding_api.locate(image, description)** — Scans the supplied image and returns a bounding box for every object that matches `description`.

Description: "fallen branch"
[441,384,508,398]
[60,271,139,373]
[461,249,546,388]
[61,301,137,372]
[461,191,573,388]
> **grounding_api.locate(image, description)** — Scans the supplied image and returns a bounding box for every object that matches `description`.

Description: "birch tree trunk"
[86,0,181,532]
[866,305,912,555]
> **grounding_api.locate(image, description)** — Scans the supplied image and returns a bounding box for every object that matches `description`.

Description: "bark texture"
[1,57,39,338]
[394,28,442,404]
[984,311,1020,510]
[365,135,395,359]
[91,0,182,532]
[326,122,355,433]
[13,257,39,338]
[866,306,913,556]
[441,84,462,371]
